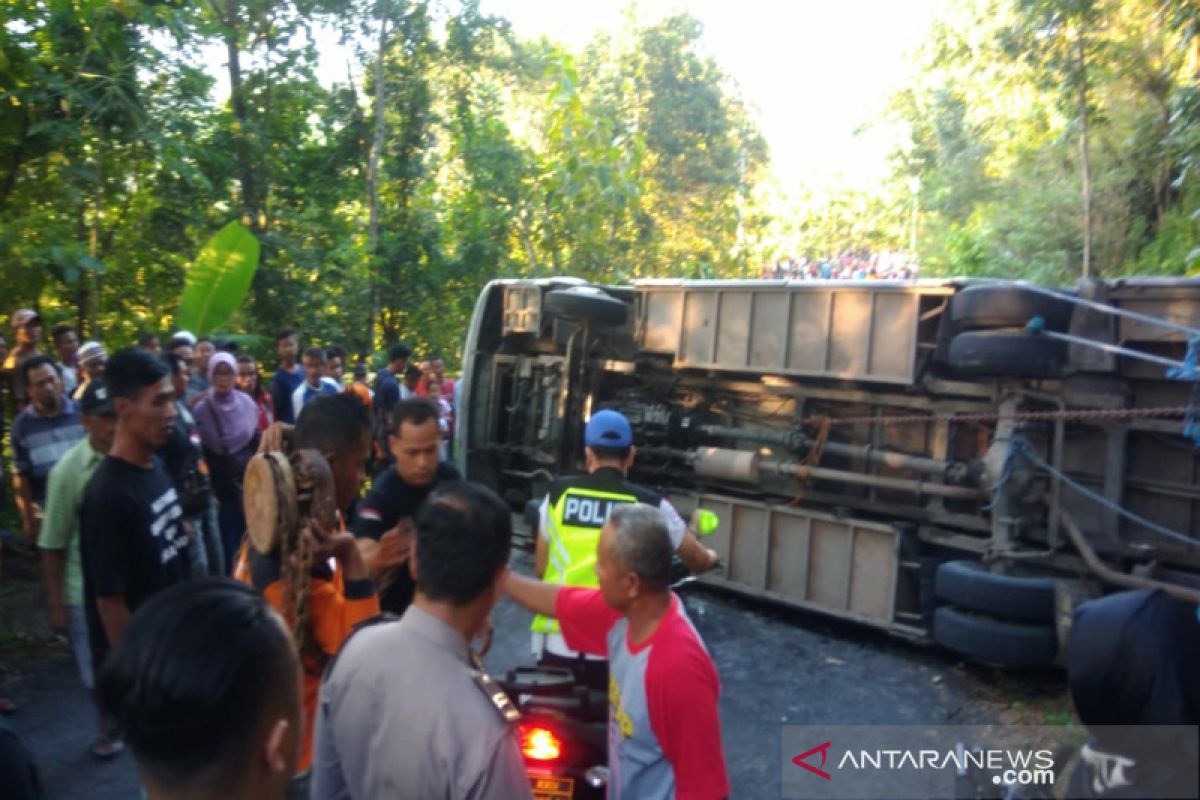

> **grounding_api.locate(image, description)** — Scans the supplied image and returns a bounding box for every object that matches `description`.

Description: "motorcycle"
[500,664,609,800]
[500,510,721,799]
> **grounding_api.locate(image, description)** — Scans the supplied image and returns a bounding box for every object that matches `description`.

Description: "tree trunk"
[215,0,258,229]
[366,0,391,351]
[1076,29,1093,280]
[0,146,22,213]
[1154,100,1171,228]
[73,136,104,337]
[260,4,277,232]
[74,202,91,338]
[88,145,102,336]
[1079,122,1092,278]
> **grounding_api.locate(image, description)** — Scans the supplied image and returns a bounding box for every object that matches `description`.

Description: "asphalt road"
[4,550,1069,799]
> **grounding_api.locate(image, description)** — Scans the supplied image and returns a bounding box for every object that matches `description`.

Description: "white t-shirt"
[58,364,78,395]
[291,377,341,421]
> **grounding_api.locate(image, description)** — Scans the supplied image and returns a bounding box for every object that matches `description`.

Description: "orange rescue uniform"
[235,540,379,772]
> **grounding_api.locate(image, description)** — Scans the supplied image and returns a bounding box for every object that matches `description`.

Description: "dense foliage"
[2,0,1197,365]
[886,0,1200,283]
[0,0,764,364]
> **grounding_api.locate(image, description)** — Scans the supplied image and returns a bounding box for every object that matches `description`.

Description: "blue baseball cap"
[585,409,633,448]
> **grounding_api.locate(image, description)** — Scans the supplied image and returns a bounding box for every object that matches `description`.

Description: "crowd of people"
[0,306,730,800]
[1,292,1196,800]
[759,249,919,281]
[0,316,459,579]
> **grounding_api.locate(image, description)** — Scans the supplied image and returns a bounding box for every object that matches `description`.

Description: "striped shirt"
[11,399,84,503]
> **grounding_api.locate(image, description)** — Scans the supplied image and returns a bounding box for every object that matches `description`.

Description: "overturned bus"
[456,277,1200,667]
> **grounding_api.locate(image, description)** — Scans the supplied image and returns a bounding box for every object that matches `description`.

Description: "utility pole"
[908,175,920,256]
[366,0,391,351]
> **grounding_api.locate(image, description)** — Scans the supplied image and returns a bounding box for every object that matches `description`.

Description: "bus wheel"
[544,287,629,328]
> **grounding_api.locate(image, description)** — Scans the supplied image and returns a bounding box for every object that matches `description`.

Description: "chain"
[791,405,1191,429]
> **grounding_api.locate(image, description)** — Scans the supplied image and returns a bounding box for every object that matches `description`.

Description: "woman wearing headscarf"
[235,354,274,431]
[193,352,260,572]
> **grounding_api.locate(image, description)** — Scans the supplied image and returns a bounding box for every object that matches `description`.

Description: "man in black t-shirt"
[354,397,459,615]
[81,348,192,682]
[159,352,221,575]
[269,328,303,425]
[370,343,411,469]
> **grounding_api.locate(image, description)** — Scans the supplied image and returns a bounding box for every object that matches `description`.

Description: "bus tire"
[935,560,1056,623]
[950,285,1075,331]
[948,331,1067,378]
[544,287,629,328]
[932,606,1058,668]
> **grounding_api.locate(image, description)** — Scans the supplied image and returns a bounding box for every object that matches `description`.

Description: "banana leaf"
[177,221,260,336]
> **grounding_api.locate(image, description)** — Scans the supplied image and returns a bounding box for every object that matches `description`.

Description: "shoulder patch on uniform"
[469,653,521,725]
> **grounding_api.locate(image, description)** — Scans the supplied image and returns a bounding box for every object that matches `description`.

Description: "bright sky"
[295,1,950,192]
[474,0,951,191]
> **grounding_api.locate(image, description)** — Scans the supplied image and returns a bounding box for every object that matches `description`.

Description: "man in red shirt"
[504,503,729,800]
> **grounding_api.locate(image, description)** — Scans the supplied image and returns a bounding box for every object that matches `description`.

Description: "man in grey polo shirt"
[10,354,84,544]
[312,481,531,800]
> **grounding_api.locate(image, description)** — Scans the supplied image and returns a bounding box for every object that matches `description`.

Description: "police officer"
[532,409,718,686]
[311,481,531,800]
[353,397,460,616]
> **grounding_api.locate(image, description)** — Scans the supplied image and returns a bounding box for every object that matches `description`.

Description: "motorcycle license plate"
[531,775,574,799]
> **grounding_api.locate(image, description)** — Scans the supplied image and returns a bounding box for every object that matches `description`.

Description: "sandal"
[91,736,125,760]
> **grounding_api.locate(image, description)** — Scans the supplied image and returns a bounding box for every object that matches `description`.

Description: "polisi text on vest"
[562,495,630,528]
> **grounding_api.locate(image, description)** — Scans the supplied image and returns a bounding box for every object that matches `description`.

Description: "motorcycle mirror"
[584,766,610,789]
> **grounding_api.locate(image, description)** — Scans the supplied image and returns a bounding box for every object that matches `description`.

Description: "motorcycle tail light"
[520,724,563,762]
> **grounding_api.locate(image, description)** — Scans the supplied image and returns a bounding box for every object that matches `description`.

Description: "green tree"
[889,0,1195,283]
[1,0,775,368]
[1001,0,1109,277]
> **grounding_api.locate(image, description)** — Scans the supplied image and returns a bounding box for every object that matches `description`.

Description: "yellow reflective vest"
[531,468,661,634]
